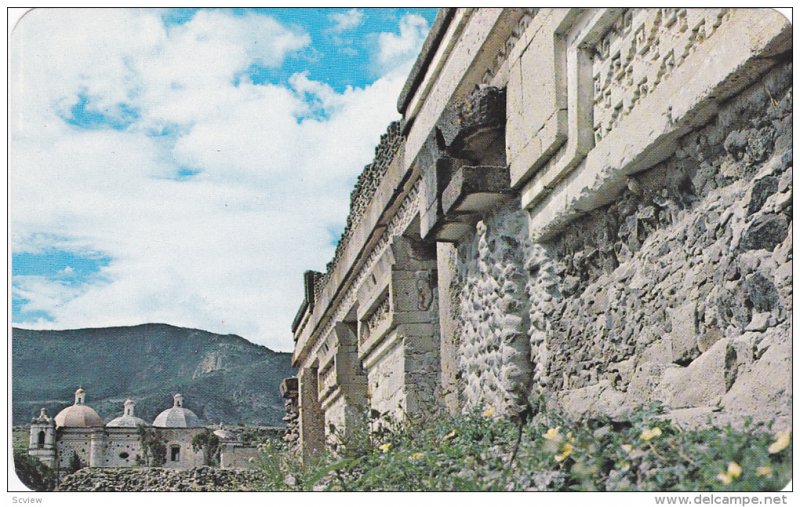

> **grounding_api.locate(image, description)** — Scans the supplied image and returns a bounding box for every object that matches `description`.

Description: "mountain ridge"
[12,323,296,426]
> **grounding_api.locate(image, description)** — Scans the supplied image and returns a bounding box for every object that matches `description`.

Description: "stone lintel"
[441,165,513,216]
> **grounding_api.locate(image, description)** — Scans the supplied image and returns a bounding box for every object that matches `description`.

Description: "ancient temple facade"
[286,8,792,458]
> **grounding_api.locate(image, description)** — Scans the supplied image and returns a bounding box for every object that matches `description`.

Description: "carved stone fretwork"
[356,235,438,359]
[315,182,421,351]
[591,9,732,145]
[359,294,391,348]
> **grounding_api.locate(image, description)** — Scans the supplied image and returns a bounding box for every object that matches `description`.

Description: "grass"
[254,403,791,492]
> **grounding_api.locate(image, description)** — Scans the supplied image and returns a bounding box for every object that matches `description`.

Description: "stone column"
[297,366,324,461]
[319,322,368,445]
[437,242,461,414]
[358,233,441,420]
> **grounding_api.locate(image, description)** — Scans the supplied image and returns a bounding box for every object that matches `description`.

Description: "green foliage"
[255,405,792,492]
[67,451,83,474]
[12,450,56,491]
[192,430,221,467]
[12,427,30,452]
[137,424,167,467]
[239,426,283,447]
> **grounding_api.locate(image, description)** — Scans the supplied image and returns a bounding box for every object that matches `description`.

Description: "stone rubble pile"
[58,466,267,492]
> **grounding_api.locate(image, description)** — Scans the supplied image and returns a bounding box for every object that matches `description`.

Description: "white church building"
[28,388,217,473]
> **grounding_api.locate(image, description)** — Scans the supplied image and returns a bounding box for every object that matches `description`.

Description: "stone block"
[668,301,699,363]
[524,8,791,240]
[721,327,791,425]
[437,86,506,160]
[626,361,669,404]
[557,380,628,421]
[507,13,568,187]
[657,338,734,409]
[420,157,468,240]
[441,165,513,216]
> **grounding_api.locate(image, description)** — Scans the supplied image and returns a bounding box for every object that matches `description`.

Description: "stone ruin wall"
[288,8,792,458]
[454,62,792,428]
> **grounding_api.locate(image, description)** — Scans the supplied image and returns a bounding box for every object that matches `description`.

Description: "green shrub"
[255,404,791,492]
[12,450,56,491]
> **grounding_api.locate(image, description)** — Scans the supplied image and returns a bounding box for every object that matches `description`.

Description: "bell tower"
[28,408,56,468]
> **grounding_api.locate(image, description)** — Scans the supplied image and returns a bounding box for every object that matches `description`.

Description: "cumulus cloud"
[328,9,364,34]
[10,8,429,351]
[374,13,429,76]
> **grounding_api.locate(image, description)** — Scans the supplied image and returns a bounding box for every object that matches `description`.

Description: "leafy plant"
[137,424,166,466]
[12,450,56,491]
[254,404,792,492]
[67,451,83,474]
[191,430,221,467]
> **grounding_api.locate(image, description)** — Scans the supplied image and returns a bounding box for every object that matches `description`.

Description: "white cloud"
[10,8,425,351]
[328,9,364,34]
[374,13,429,76]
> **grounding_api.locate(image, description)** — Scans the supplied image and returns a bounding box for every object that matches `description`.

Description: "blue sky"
[10,8,438,349]
[162,8,438,91]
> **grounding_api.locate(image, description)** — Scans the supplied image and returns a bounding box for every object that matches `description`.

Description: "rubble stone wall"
[453,61,792,428]
[455,201,533,416]
[541,62,792,428]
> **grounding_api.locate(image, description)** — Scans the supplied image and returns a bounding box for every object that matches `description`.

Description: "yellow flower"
[543,427,561,441]
[483,406,495,418]
[410,452,424,461]
[716,462,742,485]
[567,431,575,442]
[378,442,392,453]
[618,461,631,472]
[621,444,633,454]
[640,427,663,441]
[768,431,791,454]
[444,429,457,441]
[756,466,773,478]
[554,442,574,462]
[727,461,742,479]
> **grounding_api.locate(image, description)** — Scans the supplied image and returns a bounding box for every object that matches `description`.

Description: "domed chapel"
[28,388,228,473]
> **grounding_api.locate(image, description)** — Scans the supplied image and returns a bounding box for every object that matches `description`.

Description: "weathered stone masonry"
[287,8,792,457]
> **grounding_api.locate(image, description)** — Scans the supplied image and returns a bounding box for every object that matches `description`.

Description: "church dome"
[54,387,103,428]
[152,394,201,428]
[107,398,148,428]
[213,425,237,442]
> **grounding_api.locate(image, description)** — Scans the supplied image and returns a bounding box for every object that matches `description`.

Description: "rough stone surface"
[525,62,792,424]
[437,86,506,162]
[455,201,533,416]
[59,466,266,492]
[451,61,792,427]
